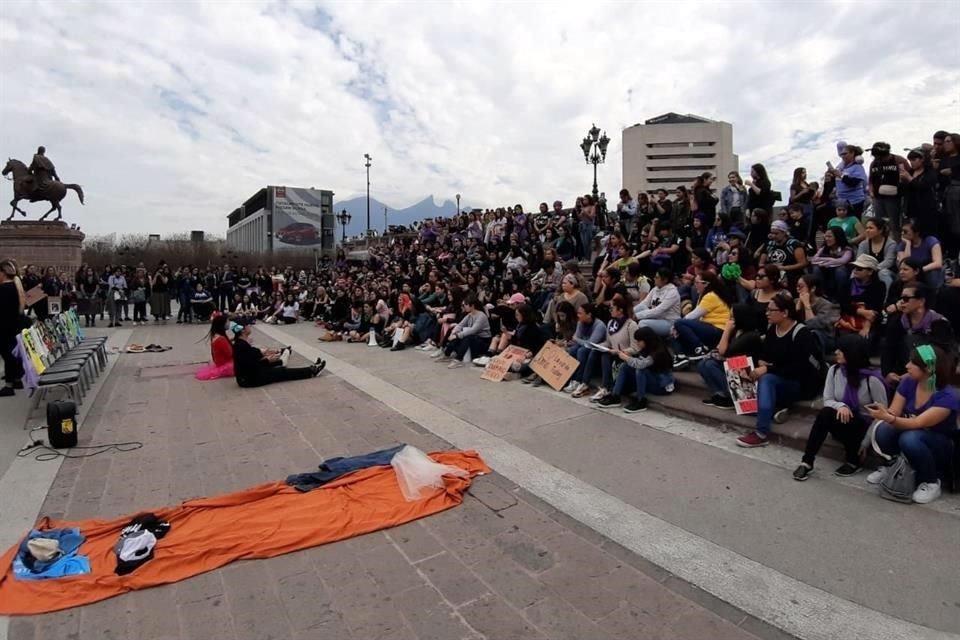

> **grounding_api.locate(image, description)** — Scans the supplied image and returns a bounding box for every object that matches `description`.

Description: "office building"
[622,113,738,195]
[226,186,335,256]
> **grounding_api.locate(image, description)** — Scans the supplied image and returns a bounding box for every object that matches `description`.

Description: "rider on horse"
[26,146,59,194]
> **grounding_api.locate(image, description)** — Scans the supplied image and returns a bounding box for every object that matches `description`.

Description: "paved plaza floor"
[0,324,792,640]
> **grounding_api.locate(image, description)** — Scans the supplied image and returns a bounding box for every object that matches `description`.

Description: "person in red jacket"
[196,313,235,380]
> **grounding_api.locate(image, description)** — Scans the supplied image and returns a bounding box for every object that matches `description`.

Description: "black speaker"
[46,400,78,449]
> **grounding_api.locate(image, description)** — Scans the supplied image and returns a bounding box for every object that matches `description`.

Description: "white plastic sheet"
[391,445,469,501]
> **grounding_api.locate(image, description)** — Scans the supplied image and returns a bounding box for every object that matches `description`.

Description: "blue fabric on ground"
[286,444,407,492]
[13,528,90,581]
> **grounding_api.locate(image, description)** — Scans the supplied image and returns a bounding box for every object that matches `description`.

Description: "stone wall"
[0,221,85,275]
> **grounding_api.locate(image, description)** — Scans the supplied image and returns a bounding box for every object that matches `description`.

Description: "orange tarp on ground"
[0,450,488,615]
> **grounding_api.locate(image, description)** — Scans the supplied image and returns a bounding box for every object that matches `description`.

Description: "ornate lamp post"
[336,208,351,243]
[579,123,610,200]
[363,153,372,243]
[456,193,461,215]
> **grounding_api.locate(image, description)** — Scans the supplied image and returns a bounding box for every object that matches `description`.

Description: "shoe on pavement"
[688,346,710,362]
[774,408,790,424]
[834,463,862,477]
[793,463,813,481]
[0,387,14,397]
[390,343,406,352]
[531,376,545,387]
[447,360,464,369]
[672,354,690,369]
[596,394,621,408]
[562,381,579,394]
[571,382,590,398]
[912,481,942,504]
[866,466,891,485]
[712,396,735,409]
[736,432,769,448]
[430,349,446,359]
[664,382,675,393]
[472,356,491,367]
[623,397,648,413]
[521,374,538,384]
[590,388,609,402]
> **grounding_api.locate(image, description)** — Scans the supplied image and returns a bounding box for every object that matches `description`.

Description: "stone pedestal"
[0,220,85,275]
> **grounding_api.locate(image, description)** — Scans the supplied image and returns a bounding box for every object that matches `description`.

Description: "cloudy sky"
[1,0,956,238]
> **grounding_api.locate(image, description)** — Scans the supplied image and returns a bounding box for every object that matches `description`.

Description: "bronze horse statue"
[2,158,84,222]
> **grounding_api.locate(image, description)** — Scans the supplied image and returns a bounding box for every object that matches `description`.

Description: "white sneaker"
[866,466,891,485]
[912,481,942,504]
[571,382,590,398]
[590,388,609,402]
[664,383,675,393]
[472,356,491,367]
[562,381,578,393]
[430,349,445,359]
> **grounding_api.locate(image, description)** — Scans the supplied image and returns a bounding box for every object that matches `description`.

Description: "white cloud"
[0,0,956,236]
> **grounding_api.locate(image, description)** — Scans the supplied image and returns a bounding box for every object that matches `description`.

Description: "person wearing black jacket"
[0,259,26,397]
[737,292,823,448]
[881,284,955,387]
[900,149,940,238]
[231,323,324,388]
[836,254,885,339]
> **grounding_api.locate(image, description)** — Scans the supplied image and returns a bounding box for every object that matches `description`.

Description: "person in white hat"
[836,254,885,339]
[758,219,807,288]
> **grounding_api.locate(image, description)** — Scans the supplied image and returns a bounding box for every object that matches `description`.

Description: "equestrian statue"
[2,146,84,222]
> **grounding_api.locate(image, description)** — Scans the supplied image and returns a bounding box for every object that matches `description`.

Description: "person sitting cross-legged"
[437,294,491,369]
[865,345,958,505]
[596,326,675,413]
[793,335,888,481]
[232,322,325,388]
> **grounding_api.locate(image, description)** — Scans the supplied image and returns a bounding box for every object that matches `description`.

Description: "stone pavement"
[2,324,775,640]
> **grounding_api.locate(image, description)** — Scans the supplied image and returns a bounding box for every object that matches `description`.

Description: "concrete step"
[651,369,845,461]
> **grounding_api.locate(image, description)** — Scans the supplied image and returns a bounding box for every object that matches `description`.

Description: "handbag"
[870,421,917,503]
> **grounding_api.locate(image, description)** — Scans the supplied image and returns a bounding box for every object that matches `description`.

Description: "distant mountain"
[332,195,472,237]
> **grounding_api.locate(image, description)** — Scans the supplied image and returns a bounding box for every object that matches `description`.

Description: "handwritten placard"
[501,345,531,363]
[530,342,580,391]
[480,355,512,383]
[24,286,46,308]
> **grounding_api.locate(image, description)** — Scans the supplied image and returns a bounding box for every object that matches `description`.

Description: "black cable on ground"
[17,427,143,461]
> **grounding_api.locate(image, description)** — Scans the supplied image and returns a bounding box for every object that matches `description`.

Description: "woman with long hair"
[746,163,775,215]
[0,258,26,397]
[897,219,944,289]
[583,295,638,402]
[856,217,897,291]
[196,313,236,380]
[692,173,718,227]
[866,344,958,504]
[720,171,747,224]
[672,272,733,367]
[810,227,854,298]
[736,292,824,448]
[793,335,886,480]
[596,326,674,413]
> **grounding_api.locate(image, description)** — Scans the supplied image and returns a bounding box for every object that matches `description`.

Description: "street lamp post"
[384,206,388,236]
[336,208,351,244]
[456,193,461,216]
[364,153,372,244]
[579,123,610,200]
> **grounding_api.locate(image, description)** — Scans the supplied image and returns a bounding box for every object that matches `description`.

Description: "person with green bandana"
[866,344,958,504]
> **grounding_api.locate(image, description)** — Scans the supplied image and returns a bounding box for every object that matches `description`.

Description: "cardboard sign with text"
[480,355,512,382]
[530,341,580,391]
[24,286,46,308]
[501,345,531,363]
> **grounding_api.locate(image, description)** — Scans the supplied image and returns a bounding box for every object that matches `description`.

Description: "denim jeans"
[874,422,954,484]
[872,198,901,235]
[812,265,849,299]
[579,223,595,260]
[697,357,730,399]
[755,374,805,436]
[571,344,599,384]
[613,367,673,399]
[673,319,723,354]
[635,318,674,337]
[600,352,617,390]
[445,334,488,361]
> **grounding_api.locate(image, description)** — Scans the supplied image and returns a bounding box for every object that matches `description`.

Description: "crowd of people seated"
[6,131,959,504]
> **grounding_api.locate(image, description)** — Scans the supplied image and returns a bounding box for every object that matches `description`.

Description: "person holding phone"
[864,344,958,504]
[793,335,887,481]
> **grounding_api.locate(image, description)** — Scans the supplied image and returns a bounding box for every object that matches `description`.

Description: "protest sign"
[480,355,512,382]
[530,342,579,391]
[723,355,758,415]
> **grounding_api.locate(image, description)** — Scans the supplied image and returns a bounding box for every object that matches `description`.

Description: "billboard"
[271,186,332,251]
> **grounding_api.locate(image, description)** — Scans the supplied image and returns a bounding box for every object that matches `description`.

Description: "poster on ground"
[723,355,758,415]
[530,342,579,391]
[480,356,512,382]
